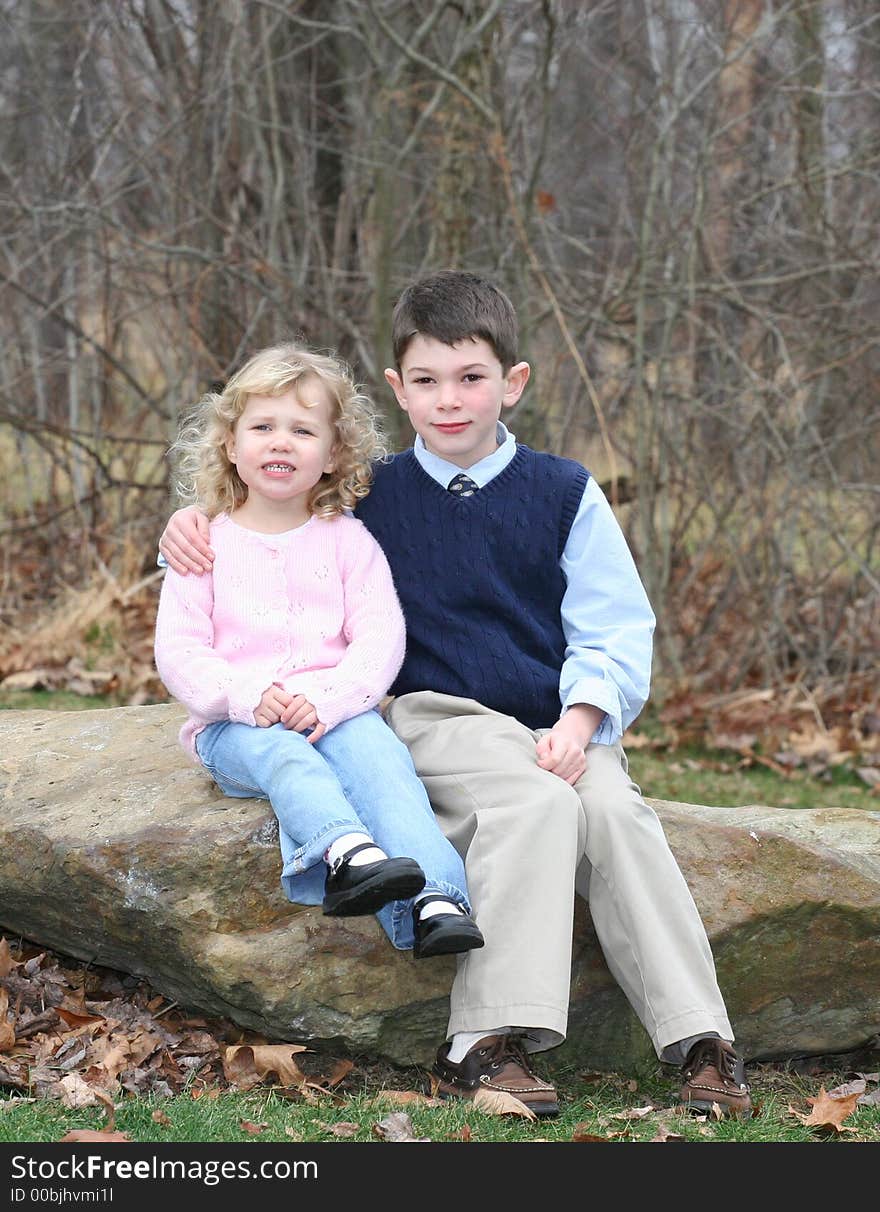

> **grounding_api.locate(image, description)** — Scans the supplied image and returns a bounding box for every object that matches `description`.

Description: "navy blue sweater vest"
[355,446,589,729]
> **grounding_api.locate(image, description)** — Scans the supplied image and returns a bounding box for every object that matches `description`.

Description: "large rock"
[1,704,878,1070]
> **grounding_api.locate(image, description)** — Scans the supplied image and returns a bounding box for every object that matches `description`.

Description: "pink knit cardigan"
[154,512,406,757]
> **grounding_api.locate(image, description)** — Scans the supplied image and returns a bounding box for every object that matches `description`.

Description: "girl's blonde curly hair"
[170,343,387,519]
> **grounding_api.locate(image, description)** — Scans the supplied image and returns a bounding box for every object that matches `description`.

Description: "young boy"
[159,271,750,1118]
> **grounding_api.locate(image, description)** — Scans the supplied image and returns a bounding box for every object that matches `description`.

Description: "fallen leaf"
[612,1105,656,1121]
[472,1087,538,1120]
[788,1087,860,1133]
[56,1007,106,1030]
[126,1029,166,1067]
[447,1124,471,1141]
[370,1090,443,1108]
[239,1120,268,1135]
[571,1124,609,1142]
[91,1088,117,1130]
[54,1073,103,1110]
[857,1089,880,1107]
[151,1109,172,1126]
[91,1042,131,1083]
[0,990,15,1052]
[302,1080,345,1104]
[58,1130,130,1143]
[649,1124,686,1142]
[827,1079,867,1099]
[626,1079,638,1092]
[372,1111,430,1142]
[23,953,46,977]
[710,1102,725,1121]
[323,1058,354,1088]
[223,1043,308,1090]
[0,939,14,978]
[319,1121,359,1138]
[856,1072,879,1083]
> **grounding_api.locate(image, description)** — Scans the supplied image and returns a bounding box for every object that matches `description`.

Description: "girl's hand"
[280,694,326,743]
[159,506,214,575]
[254,685,293,727]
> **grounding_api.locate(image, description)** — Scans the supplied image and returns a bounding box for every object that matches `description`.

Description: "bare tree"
[0,0,876,714]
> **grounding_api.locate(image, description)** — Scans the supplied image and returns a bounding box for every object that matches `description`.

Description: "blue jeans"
[194,709,469,949]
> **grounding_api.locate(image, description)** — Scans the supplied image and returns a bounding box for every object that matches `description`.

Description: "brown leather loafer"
[433,1034,559,1117]
[679,1039,752,1118]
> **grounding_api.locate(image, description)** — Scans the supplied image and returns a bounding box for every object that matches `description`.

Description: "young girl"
[154,343,483,959]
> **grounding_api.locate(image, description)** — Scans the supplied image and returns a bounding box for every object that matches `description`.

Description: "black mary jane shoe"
[322,843,425,916]
[412,894,485,959]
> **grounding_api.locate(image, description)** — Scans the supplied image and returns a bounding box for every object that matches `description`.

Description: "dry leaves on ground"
[57,1087,130,1142]
[789,1086,861,1134]
[649,1123,687,1142]
[639,677,880,778]
[369,1089,443,1108]
[0,938,232,1105]
[571,1124,611,1142]
[222,1043,308,1091]
[828,1074,880,1107]
[0,937,365,1114]
[317,1121,359,1138]
[472,1087,537,1120]
[58,1129,131,1143]
[372,1111,431,1142]
[612,1104,658,1121]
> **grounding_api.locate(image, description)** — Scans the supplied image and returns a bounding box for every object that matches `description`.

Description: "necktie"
[447,473,478,497]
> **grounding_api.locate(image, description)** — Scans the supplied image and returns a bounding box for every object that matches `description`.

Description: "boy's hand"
[159,506,214,575]
[536,704,604,786]
[280,694,326,744]
[254,685,294,728]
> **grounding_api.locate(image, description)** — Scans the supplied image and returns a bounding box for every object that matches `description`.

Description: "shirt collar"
[412,421,517,489]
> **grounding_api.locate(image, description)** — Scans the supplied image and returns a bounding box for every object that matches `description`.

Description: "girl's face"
[225,380,337,527]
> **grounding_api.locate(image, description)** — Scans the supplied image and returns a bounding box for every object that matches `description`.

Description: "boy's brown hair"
[391,270,519,372]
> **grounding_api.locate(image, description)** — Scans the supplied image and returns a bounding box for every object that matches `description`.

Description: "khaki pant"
[386,692,733,1058]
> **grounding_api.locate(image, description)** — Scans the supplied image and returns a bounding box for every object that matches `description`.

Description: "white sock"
[415,897,461,921]
[446,1027,510,1064]
[325,833,387,867]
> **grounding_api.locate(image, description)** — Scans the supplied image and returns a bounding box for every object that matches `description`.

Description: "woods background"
[1,0,878,758]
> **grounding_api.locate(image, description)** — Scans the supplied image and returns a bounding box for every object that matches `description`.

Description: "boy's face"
[385,336,529,468]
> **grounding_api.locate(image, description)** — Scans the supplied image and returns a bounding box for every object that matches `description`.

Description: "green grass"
[627,743,875,812]
[2,1059,878,1144]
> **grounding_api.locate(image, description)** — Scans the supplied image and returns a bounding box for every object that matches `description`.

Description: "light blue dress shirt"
[412,423,656,745]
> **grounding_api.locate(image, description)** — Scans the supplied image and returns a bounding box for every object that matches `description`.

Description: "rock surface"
[1,704,878,1070]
